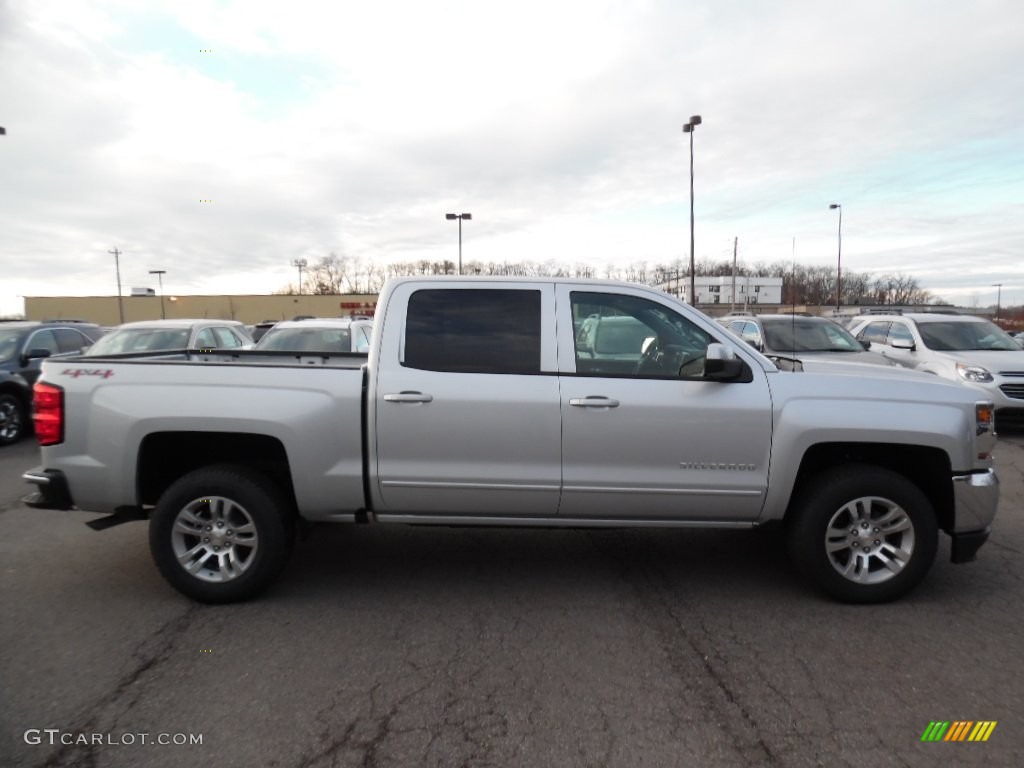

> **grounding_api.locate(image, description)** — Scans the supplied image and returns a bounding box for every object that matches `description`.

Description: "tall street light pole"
[993,283,1002,322]
[149,270,167,319]
[683,115,702,305]
[109,247,125,324]
[292,258,307,295]
[445,213,472,275]
[829,203,842,310]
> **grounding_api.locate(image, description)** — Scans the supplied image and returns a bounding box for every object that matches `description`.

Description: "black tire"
[149,465,294,603]
[0,393,27,446]
[787,464,938,603]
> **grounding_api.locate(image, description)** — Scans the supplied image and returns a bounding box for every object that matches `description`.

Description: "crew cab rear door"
[557,285,772,521]
[372,282,561,516]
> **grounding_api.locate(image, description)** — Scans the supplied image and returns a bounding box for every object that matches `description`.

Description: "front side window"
[25,330,59,355]
[858,321,891,345]
[887,323,914,346]
[571,292,712,378]
[404,289,541,374]
[194,328,218,348]
[213,327,244,348]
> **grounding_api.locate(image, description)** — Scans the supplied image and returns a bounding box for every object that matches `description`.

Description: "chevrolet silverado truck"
[23,277,999,604]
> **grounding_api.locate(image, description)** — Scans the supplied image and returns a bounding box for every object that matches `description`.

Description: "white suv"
[848,313,1024,428]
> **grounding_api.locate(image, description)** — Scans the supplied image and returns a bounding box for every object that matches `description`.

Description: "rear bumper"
[22,467,75,511]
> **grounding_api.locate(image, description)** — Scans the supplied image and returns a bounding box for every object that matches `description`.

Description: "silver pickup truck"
[23,277,999,604]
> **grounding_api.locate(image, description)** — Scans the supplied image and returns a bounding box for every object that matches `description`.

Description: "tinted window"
[53,328,92,353]
[404,289,541,374]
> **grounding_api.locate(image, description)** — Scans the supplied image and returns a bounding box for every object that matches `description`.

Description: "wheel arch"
[137,431,295,511]
[787,442,954,532]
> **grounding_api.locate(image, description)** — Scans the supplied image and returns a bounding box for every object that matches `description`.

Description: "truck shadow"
[276,522,804,603]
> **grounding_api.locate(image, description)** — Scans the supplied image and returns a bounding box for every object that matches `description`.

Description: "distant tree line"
[277,253,944,306]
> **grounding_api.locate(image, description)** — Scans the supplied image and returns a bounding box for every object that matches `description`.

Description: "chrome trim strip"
[952,469,999,532]
[563,485,763,497]
[381,480,560,492]
[373,513,758,529]
[22,472,51,486]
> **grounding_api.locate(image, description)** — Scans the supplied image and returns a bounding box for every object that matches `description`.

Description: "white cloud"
[1,0,1023,316]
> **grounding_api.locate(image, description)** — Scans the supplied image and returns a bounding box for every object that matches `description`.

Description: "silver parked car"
[254,317,373,354]
[849,313,1024,428]
[719,315,895,367]
[84,319,252,355]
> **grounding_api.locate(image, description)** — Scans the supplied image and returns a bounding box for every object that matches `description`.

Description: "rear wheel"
[149,465,294,603]
[787,465,938,603]
[0,394,26,446]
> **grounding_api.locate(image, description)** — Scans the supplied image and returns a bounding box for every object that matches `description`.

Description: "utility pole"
[683,115,702,305]
[292,259,307,295]
[993,283,1002,322]
[109,247,125,324]
[149,269,167,319]
[730,236,738,313]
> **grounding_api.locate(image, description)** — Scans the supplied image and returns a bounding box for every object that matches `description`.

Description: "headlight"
[956,362,993,383]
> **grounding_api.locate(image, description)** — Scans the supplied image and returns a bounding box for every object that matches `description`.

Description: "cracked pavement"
[1,433,1022,767]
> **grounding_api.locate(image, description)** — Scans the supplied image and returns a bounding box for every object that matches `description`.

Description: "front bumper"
[949,469,999,563]
[22,467,75,511]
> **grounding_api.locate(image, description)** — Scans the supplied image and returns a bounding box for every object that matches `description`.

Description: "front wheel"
[149,465,294,603]
[787,465,938,603]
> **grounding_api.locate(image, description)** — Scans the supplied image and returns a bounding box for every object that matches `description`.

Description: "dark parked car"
[0,321,106,388]
[719,314,895,367]
[0,369,32,446]
[248,320,279,343]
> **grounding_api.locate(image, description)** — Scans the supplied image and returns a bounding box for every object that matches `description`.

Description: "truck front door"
[557,286,772,522]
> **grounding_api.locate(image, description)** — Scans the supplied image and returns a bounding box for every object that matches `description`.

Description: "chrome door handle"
[383,392,434,403]
[569,396,620,408]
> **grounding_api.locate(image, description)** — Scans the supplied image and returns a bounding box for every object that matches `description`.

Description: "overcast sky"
[2,0,1023,317]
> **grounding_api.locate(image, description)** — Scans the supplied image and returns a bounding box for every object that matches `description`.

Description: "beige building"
[24,294,379,326]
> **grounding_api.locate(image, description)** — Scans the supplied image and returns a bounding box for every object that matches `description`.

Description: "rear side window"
[404,289,541,374]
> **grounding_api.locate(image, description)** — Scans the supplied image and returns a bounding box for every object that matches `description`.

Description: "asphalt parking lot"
[1,432,1022,768]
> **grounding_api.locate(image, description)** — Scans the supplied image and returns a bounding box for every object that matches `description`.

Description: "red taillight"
[33,382,64,446]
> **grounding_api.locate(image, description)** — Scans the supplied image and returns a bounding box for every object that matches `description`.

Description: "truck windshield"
[85,328,190,355]
[762,319,862,353]
[916,321,1019,351]
[257,328,353,353]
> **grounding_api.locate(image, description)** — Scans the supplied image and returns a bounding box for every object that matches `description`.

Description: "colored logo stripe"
[921,722,949,742]
[921,721,996,742]
[968,722,997,742]
[944,721,973,741]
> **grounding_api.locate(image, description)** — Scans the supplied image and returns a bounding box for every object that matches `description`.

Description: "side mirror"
[890,340,915,351]
[860,339,872,350]
[703,343,744,381]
